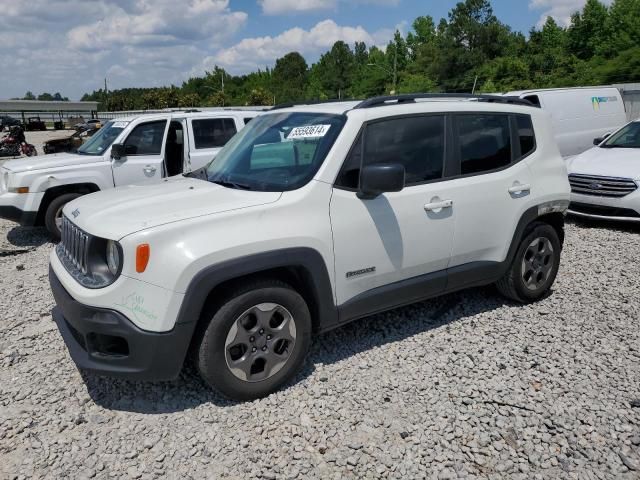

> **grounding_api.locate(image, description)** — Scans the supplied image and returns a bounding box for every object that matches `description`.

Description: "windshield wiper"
[211,179,253,190]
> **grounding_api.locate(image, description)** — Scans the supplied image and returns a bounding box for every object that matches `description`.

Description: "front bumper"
[50,266,196,381]
[0,192,44,226]
[568,189,640,223]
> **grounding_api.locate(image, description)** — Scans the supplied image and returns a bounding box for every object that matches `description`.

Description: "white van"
[506,87,627,157]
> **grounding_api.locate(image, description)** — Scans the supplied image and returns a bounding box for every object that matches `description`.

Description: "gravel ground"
[0,218,639,479]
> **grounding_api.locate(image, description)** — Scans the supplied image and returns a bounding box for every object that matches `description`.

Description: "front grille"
[60,216,90,274]
[569,202,640,219]
[569,174,638,198]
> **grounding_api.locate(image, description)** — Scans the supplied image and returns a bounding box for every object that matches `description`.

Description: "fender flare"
[175,247,339,332]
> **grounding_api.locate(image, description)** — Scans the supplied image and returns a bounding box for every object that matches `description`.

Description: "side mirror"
[357,164,405,199]
[593,133,611,145]
[111,143,126,160]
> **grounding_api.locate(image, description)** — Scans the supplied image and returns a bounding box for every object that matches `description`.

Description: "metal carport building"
[0,99,99,127]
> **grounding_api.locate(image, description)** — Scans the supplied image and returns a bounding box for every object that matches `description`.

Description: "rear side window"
[524,95,540,108]
[336,115,445,188]
[192,118,237,149]
[458,114,511,175]
[244,117,254,125]
[516,115,535,158]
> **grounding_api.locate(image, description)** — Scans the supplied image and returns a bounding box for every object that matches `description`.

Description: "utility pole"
[104,77,108,114]
[392,43,397,95]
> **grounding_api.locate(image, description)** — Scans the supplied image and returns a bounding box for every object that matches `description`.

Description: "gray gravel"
[1,218,639,479]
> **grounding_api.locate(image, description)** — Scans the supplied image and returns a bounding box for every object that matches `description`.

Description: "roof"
[106,110,262,123]
[0,99,99,111]
[506,86,621,96]
[267,94,534,116]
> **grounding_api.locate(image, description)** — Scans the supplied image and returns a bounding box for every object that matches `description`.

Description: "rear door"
[330,114,455,313]
[187,116,238,170]
[445,113,535,281]
[111,119,169,186]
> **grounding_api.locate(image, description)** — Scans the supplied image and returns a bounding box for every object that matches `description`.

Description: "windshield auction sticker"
[287,125,331,140]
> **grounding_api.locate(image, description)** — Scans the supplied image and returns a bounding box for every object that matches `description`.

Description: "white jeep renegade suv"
[48,94,570,400]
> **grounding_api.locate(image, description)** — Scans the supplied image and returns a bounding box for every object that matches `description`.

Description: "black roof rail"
[270,98,358,111]
[353,93,534,109]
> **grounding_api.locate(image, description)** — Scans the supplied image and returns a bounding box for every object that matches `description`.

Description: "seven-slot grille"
[60,216,90,274]
[568,174,638,198]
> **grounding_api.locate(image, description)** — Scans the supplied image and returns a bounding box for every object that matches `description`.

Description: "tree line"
[80,0,640,111]
[13,91,70,102]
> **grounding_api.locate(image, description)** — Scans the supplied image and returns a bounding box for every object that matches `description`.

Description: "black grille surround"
[568,174,638,198]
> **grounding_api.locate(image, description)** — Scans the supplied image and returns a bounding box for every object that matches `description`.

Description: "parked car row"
[0,92,636,402]
[0,115,105,132]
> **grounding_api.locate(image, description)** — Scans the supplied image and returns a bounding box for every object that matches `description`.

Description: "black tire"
[496,222,561,303]
[44,193,82,240]
[196,279,312,401]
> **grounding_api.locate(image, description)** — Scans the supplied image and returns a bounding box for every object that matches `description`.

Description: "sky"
[0,0,599,100]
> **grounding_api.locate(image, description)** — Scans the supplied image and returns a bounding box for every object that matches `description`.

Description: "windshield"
[602,121,640,149]
[205,112,346,191]
[76,120,127,155]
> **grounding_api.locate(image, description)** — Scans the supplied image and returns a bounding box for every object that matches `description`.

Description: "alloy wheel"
[521,236,554,291]
[224,303,297,382]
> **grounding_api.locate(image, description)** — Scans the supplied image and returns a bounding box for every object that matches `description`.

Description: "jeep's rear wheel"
[196,280,311,400]
[496,222,561,303]
[44,193,82,241]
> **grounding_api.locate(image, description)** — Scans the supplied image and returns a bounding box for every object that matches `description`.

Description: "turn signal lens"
[136,244,150,273]
[10,187,29,194]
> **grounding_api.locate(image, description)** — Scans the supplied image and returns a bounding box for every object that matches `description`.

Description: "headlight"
[106,240,121,275]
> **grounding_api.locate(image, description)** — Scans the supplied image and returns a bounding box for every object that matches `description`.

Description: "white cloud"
[67,0,247,50]
[529,0,613,27]
[259,0,336,15]
[200,19,383,72]
[259,0,400,15]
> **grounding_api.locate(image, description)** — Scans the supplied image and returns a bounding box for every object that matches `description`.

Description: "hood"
[63,176,282,240]
[567,147,640,181]
[44,136,73,146]
[2,152,104,173]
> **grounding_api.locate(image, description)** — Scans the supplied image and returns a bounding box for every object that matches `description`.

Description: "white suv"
[0,110,259,239]
[48,94,570,400]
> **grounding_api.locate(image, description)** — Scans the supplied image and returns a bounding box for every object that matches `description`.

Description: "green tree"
[247,87,273,106]
[568,0,609,59]
[37,92,54,101]
[407,16,436,59]
[315,41,355,99]
[23,91,36,100]
[272,52,308,103]
[599,0,640,56]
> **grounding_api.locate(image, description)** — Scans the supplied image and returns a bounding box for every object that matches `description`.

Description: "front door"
[330,114,455,313]
[112,119,169,186]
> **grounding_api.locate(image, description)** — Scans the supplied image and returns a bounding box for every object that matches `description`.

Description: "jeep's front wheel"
[196,280,312,400]
[496,222,561,303]
[44,193,82,241]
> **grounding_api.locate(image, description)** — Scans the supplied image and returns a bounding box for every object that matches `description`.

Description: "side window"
[335,115,445,189]
[516,115,535,158]
[458,114,511,175]
[244,117,253,125]
[192,118,237,149]
[124,120,167,155]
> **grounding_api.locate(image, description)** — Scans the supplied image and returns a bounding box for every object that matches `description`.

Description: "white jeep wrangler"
[0,110,259,239]
[48,94,570,400]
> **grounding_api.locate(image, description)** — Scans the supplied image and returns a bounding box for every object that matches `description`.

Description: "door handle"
[143,165,157,174]
[424,199,453,212]
[508,183,531,194]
